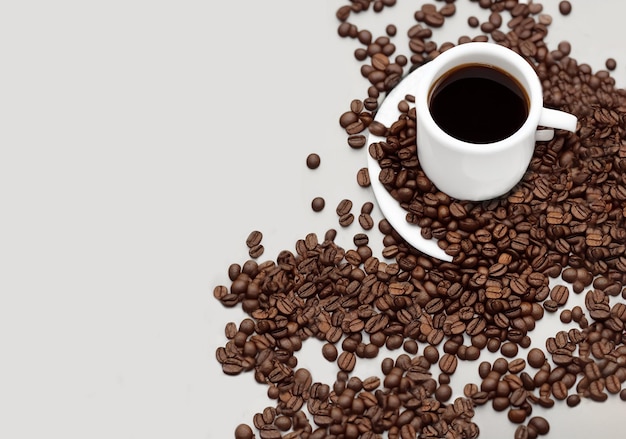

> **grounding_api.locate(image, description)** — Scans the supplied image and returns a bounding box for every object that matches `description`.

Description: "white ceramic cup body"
[414,42,577,201]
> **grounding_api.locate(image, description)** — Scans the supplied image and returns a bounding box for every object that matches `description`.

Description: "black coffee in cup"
[429,63,529,144]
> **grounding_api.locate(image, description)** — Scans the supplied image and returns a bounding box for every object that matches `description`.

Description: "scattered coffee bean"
[235,423,254,439]
[606,58,617,71]
[356,167,371,187]
[566,394,580,407]
[248,244,264,259]
[306,153,321,169]
[336,198,353,216]
[358,212,374,230]
[311,196,325,212]
[338,212,354,227]
[559,1,572,15]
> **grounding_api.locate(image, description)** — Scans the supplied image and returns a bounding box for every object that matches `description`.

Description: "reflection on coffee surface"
[429,63,529,143]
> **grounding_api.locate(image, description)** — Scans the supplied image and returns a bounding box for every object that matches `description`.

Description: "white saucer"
[366,65,453,262]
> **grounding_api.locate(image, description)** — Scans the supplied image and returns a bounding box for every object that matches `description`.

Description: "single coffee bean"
[501,342,519,358]
[338,213,354,227]
[606,58,617,71]
[403,339,418,354]
[492,396,510,412]
[435,383,453,402]
[322,343,338,362]
[358,213,374,230]
[527,348,546,368]
[605,374,621,394]
[566,394,581,407]
[337,351,356,372]
[306,153,321,169]
[508,358,527,374]
[589,379,608,402]
[471,391,489,405]
[311,196,325,212]
[551,381,568,400]
[245,230,263,248]
[235,423,254,439]
[508,408,528,424]
[336,199,353,216]
[356,167,370,187]
[347,134,367,149]
[559,1,572,15]
[439,353,458,374]
[248,244,264,259]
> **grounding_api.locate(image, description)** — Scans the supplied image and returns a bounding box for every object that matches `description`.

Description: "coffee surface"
[429,64,528,143]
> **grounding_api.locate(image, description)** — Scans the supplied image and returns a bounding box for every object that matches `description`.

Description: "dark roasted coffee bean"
[245,230,263,249]
[347,134,367,149]
[311,196,325,212]
[508,408,528,424]
[606,58,617,71]
[322,343,338,362]
[306,153,321,169]
[336,199,353,216]
[248,244,264,259]
[501,342,519,358]
[527,348,546,369]
[528,417,550,435]
[338,213,354,227]
[358,213,374,230]
[605,374,621,394]
[566,393,581,407]
[508,358,526,374]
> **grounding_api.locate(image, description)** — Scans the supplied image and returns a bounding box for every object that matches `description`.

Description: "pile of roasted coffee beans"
[215,1,626,438]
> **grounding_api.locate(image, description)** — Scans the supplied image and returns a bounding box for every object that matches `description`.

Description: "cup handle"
[535,129,554,142]
[539,107,578,132]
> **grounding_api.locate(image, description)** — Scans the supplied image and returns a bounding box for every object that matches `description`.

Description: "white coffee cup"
[413,42,577,201]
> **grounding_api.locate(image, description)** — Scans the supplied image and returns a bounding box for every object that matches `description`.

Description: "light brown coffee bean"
[438,353,458,374]
[605,374,622,394]
[551,381,568,400]
[235,424,254,439]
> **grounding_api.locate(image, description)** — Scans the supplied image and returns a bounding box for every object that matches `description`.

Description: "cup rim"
[415,42,543,154]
